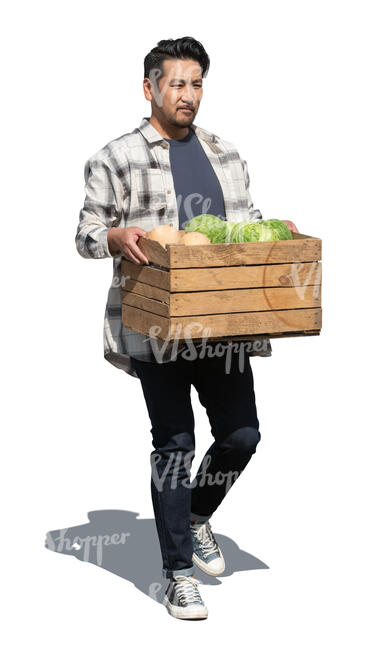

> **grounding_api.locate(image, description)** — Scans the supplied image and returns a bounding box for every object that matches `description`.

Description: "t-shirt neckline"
[164,127,194,144]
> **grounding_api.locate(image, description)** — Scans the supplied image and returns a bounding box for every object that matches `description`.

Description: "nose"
[181,85,196,104]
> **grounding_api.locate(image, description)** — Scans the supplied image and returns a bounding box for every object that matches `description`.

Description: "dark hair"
[144,36,210,85]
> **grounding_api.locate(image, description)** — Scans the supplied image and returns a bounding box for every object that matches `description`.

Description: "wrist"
[107,228,120,256]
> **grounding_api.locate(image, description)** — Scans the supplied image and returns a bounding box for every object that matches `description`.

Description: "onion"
[178,231,211,246]
[147,224,181,248]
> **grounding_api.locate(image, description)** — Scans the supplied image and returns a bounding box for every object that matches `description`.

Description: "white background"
[2,0,372,645]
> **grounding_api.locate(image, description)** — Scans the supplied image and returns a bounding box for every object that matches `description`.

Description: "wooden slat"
[121,259,170,290]
[122,279,170,304]
[169,285,321,316]
[122,291,169,317]
[190,330,321,342]
[167,308,322,339]
[170,261,322,291]
[122,305,321,340]
[136,232,322,268]
[136,237,170,268]
[291,232,313,239]
[168,237,321,268]
[137,233,322,268]
[122,304,171,339]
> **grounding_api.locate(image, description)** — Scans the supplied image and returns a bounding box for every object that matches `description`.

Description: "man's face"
[145,58,203,127]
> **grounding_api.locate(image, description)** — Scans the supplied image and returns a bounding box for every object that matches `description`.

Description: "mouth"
[178,108,194,113]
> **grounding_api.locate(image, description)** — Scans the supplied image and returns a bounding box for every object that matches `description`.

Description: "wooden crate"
[121,232,322,343]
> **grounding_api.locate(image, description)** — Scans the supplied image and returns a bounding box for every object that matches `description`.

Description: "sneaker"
[163,575,208,619]
[190,520,225,576]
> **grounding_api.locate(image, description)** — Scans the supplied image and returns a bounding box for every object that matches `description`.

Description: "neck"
[149,115,191,140]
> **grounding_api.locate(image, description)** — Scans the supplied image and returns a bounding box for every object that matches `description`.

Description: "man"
[75,36,298,620]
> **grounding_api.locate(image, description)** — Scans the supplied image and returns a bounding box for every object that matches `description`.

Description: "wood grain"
[170,261,322,291]
[122,278,170,304]
[168,237,321,268]
[121,259,170,290]
[136,237,170,268]
[136,233,321,268]
[122,291,169,317]
[167,308,322,339]
[169,285,321,316]
[122,304,321,340]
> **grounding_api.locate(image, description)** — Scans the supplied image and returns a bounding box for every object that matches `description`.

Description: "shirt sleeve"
[75,156,125,259]
[240,158,263,222]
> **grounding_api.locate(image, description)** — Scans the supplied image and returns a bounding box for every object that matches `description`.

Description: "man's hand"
[281,220,299,233]
[107,226,149,264]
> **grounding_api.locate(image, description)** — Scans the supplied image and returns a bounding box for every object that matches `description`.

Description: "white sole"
[163,595,208,619]
[192,552,225,576]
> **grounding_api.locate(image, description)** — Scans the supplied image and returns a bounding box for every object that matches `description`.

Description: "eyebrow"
[170,78,203,83]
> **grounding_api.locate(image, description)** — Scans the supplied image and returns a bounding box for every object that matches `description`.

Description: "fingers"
[132,227,148,237]
[123,242,149,265]
[132,243,149,264]
[130,238,149,264]
[123,246,140,264]
[289,222,299,233]
[282,220,299,233]
[123,228,149,263]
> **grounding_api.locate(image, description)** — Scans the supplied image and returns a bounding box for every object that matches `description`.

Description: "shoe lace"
[174,575,203,605]
[194,521,219,558]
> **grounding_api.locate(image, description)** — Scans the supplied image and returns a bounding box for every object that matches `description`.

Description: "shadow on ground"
[45,509,269,604]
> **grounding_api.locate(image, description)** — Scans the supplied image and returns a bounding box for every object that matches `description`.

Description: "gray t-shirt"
[164,127,226,229]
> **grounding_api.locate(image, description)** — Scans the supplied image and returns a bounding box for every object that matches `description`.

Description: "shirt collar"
[138,116,217,145]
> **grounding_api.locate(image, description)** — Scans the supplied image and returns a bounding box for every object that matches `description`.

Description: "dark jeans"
[130,344,261,579]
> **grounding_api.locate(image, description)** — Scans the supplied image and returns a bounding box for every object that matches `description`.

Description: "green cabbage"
[185,215,292,243]
[184,214,227,243]
[229,222,261,242]
[223,221,236,243]
[229,219,292,242]
[261,219,293,240]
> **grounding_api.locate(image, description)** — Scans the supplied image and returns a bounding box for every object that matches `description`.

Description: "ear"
[143,78,153,101]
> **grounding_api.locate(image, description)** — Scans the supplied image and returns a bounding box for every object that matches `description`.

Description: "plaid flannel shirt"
[75,116,272,379]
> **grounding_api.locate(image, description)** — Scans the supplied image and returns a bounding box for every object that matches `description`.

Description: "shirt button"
[165,163,169,168]
[167,189,172,194]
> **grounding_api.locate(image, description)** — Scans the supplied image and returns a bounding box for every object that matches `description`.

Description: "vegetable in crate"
[146,224,211,248]
[229,219,293,242]
[184,214,227,244]
[184,214,292,244]
[261,219,293,240]
[147,218,291,248]
[223,221,236,243]
[178,231,211,245]
[147,224,182,248]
